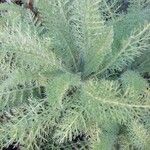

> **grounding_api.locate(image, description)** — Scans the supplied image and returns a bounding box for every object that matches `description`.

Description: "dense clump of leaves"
[0,0,150,149]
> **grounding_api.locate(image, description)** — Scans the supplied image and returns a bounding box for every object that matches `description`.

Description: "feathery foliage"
[0,0,150,149]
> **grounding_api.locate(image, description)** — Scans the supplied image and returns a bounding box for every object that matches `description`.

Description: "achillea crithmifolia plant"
[0,0,150,149]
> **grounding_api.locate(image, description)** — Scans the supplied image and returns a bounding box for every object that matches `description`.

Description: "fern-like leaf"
[96,23,150,75]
